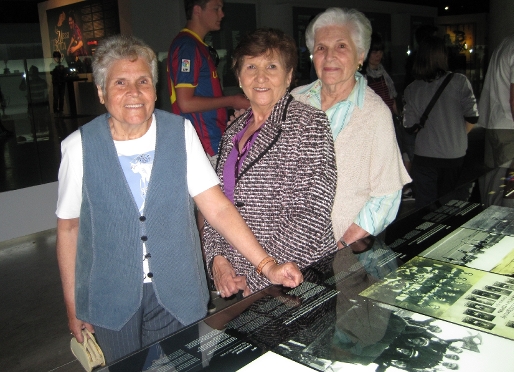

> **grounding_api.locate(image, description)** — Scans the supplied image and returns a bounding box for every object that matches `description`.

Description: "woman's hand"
[262,261,303,288]
[68,316,95,342]
[337,223,370,249]
[212,255,250,297]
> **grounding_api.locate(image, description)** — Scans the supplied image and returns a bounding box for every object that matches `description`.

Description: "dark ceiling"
[376,0,489,15]
[0,0,489,24]
[0,1,40,23]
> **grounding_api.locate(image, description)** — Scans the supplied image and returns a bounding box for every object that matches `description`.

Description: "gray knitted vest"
[76,109,208,330]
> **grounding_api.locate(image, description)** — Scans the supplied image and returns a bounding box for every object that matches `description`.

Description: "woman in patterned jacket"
[203,28,337,295]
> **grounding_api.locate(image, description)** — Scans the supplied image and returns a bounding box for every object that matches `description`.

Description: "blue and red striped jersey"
[167,29,227,156]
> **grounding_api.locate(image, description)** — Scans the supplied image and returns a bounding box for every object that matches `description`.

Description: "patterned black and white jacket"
[203,93,338,292]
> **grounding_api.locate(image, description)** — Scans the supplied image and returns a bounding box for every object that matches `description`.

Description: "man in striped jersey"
[168,0,249,167]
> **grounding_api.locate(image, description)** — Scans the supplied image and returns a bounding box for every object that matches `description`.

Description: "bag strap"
[419,72,454,127]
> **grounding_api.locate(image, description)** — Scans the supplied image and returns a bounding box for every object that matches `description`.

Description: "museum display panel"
[97,168,514,372]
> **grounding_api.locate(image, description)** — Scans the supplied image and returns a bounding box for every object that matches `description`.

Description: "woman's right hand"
[212,255,250,297]
[262,261,303,288]
[68,315,94,343]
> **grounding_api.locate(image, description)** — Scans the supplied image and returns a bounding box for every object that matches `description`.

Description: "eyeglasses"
[208,45,220,67]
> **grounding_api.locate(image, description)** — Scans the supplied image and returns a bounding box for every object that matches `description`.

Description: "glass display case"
[98,168,514,371]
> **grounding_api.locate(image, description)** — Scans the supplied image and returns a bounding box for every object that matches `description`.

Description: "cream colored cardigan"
[330,87,411,238]
[294,85,411,239]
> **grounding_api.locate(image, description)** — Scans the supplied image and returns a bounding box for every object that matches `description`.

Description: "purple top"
[222,114,261,202]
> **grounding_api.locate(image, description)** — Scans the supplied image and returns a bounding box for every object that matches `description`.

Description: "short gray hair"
[305,8,372,60]
[92,34,158,94]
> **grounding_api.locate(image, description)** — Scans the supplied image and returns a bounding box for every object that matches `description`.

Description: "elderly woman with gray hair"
[55,34,302,363]
[291,8,411,248]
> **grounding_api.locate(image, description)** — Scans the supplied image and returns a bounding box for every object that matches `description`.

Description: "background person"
[291,7,411,248]
[477,34,514,207]
[167,0,252,255]
[50,51,68,115]
[0,85,12,137]
[53,11,67,57]
[403,36,478,209]
[362,32,398,117]
[402,24,439,180]
[167,0,250,167]
[56,34,302,363]
[478,33,514,167]
[19,65,49,137]
[404,25,439,90]
[66,12,86,58]
[203,28,337,296]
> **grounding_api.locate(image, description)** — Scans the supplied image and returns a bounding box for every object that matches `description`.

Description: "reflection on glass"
[0,57,86,192]
[19,64,50,142]
[98,228,514,372]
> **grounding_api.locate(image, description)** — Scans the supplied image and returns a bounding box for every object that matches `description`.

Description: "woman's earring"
[358,64,363,71]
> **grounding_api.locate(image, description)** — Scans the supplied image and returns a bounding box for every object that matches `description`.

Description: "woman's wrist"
[212,255,232,274]
[339,237,350,248]
[256,256,277,276]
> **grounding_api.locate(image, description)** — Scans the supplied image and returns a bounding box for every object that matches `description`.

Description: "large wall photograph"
[46,0,120,71]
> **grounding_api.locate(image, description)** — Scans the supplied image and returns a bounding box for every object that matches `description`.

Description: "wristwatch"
[339,238,350,248]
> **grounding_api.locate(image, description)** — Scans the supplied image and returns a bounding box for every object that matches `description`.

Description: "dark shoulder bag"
[405,73,454,135]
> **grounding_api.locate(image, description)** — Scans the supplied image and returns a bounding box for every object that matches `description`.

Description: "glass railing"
[0,50,243,193]
[0,56,96,192]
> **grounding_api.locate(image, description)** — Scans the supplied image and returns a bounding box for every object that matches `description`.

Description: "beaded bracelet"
[256,256,277,276]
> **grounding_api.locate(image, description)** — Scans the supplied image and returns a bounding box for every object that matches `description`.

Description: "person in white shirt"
[56,34,302,364]
[478,34,514,207]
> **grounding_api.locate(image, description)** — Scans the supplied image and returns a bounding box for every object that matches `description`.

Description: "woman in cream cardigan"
[292,8,411,248]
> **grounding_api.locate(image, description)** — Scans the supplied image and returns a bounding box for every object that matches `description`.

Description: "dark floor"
[0,110,488,371]
[0,229,79,372]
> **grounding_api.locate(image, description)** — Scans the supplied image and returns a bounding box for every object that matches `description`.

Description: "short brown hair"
[412,35,448,81]
[184,0,210,20]
[232,28,297,80]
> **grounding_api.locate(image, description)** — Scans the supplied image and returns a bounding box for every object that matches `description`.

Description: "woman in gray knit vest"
[55,34,302,364]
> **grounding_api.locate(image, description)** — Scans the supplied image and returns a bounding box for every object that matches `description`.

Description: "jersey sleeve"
[169,38,199,88]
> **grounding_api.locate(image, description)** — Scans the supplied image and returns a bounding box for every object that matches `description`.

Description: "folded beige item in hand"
[70,329,106,372]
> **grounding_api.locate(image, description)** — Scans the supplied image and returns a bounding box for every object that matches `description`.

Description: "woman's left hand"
[262,262,303,288]
[337,223,370,249]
